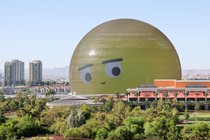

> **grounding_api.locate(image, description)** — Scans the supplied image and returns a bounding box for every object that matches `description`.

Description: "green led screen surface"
[70,19,181,94]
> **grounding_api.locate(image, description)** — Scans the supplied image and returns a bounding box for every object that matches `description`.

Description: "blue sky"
[0,1,210,70]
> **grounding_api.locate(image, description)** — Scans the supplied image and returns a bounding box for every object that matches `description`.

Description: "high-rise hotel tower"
[29,60,42,84]
[4,59,25,86]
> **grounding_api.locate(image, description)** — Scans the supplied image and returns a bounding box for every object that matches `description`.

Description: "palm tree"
[115,91,119,100]
[153,91,158,102]
[125,91,130,102]
[135,91,141,102]
[203,91,209,110]
[45,90,56,101]
[173,91,179,99]
[203,91,208,102]
[145,92,150,102]
[184,91,189,110]
[163,91,169,100]
[184,91,189,102]
[194,91,199,102]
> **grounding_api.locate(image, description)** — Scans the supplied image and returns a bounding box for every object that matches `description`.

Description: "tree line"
[0,92,210,139]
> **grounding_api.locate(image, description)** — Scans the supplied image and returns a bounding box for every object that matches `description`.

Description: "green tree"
[95,127,108,140]
[123,116,145,139]
[79,118,99,138]
[66,108,88,128]
[203,91,209,110]
[102,100,114,112]
[184,91,189,109]
[114,91,119,100]
[124,91,130,102]
[16,94,46,118]
[0,118,19,140]
[171,98,179,109]
[130,106,143,117]
[0,94,5,102]
[143,105,157,122]
[40,106,72,127]
[33,98,47,119]
[144,120,161,138]
[156,98,165,111]
[144,115,178,140]
[64,128,81,140]
[0,106,4,117]
[79,104,91,123]
[166,120,179,140]
[8,99,18,112]
[135,91,140,102]
[50,120,68,135]
[16,115,39,137]
[113,126,130,140]
[181,122,210,140]
[173,91,179,99]
[184,91,189,102]
[180,125,193,140]
[163,91,169,100]
[112,101,130,126]
[45,90,56,101]
[184,109,190,120]
[194,102,200,112]
[107,130,115,139]
[171,108,179,123]
[104,113,117,130]
[145,92,150,102]
[194,91,199,102]
[0,115,7,125]
[191,122,210,139]
[153,91,158,102]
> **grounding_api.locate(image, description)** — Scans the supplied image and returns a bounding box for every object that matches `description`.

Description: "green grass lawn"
[179,111,210,122]
[178,112,210,127]
[190,112,210,121]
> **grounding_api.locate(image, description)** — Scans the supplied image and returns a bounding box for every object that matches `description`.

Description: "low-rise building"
[126,79,210,102]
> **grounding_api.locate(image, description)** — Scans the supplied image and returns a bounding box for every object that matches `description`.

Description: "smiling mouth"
[101,82,106,85]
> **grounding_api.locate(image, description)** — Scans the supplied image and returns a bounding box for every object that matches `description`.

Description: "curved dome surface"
[70,19,181,94]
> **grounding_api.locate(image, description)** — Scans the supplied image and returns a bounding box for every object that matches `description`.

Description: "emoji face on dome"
[70,19,181,94]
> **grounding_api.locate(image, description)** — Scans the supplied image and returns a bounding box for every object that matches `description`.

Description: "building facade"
[4,59,25,86]
[29,60,42,84]
[127,79,210,102]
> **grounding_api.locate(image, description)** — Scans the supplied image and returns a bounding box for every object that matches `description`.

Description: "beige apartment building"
[29,60,42,84]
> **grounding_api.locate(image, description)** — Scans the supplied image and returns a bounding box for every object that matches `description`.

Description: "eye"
[80,68,92,84]
[105,62,122,78]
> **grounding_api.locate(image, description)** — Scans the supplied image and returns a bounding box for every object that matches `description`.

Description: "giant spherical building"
[70,19,181,94]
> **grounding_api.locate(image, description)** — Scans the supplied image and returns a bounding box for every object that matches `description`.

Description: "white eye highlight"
[105,62,122,78]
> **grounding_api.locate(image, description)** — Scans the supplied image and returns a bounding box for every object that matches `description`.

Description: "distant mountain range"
[0,66,69,80]
[1,68,210,80]
[182,69,210,76]
[34,66,69,80]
